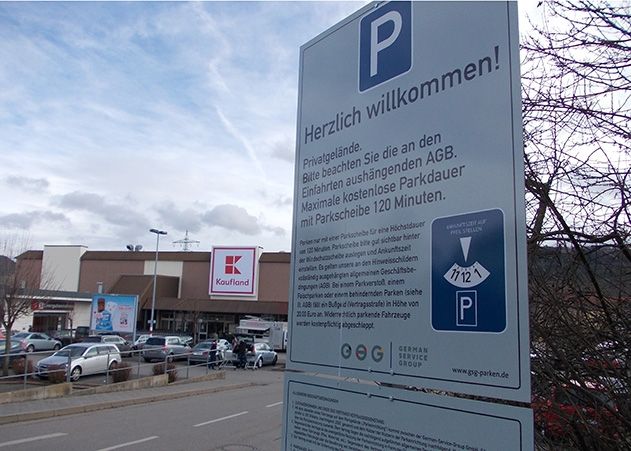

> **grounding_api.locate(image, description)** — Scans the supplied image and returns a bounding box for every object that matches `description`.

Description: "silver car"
[248,342,278,368]
[142,336,191,362]
[36,343,121,381]
[13,332,62,352]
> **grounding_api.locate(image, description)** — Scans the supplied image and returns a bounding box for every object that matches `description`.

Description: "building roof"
[16,250,43,260]
[18,249,290,263]
[259,252,291,263]
[82,251,212,262]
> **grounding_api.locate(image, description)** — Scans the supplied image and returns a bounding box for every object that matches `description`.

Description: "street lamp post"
[149,228,167,334]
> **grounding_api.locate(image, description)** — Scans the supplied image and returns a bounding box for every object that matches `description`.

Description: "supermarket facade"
[15,244,290,340]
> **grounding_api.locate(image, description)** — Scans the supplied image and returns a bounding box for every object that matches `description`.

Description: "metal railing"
[0,347,253,392]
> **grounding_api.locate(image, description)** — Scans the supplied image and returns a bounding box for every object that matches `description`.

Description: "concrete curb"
[0,381,257,426]
[0,383,72,404]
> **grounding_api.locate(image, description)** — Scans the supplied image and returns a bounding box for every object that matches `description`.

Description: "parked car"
[142,336,191,362]
[0,339,26,365]
[132,334,151,350]
[36,343,122,382]
[189,341,218,365]
[49,329,75,347]
[248,342,278,368]
[179,335,194,346]
[583,341,628,375]
[82,335,132,357]
[12,332,62,352]
[74,326,90,341]
[533,379,621,439]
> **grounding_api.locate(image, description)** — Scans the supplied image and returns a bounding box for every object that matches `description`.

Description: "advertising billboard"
[289,1,530,402]
[209,246,259,297]
[90,294,138,334]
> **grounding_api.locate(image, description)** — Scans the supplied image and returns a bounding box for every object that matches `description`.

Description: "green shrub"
[152,362,177,382]
[11,357,33,376]
[111,361,132,383]
[47,364,67,384]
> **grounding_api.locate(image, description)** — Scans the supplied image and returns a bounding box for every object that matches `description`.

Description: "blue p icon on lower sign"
[359,1,412,92]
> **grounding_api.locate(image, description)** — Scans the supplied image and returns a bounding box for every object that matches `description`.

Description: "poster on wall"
[90,294,138,334]
[209,246,259,297]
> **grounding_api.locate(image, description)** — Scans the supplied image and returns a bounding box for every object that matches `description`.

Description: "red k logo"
[225,255,242,274]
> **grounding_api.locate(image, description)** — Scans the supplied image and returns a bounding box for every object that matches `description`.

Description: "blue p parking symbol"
[359,1,412,92]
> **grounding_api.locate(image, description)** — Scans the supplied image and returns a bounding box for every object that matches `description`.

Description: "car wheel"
[70,366,82,382]
[53,344,61,351]
[143,358,151,363]
[272,356,278,366]
[256,358,263,369]
[109,361,118,370]
[26,345,34,353]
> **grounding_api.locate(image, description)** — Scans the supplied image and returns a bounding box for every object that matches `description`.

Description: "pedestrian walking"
[208,340,217,369]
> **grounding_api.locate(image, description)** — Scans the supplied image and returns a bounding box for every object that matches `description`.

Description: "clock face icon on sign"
[443,237,490,289]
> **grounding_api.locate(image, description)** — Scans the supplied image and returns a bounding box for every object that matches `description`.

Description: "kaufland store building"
[16,245,289,340]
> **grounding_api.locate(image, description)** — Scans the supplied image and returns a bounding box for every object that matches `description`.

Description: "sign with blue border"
[432,209,506,332]
[90,294,138,334]
[290,1,529,403]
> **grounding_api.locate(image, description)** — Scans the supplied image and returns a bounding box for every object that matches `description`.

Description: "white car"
[132,334,151,350]
[36,343,121,381]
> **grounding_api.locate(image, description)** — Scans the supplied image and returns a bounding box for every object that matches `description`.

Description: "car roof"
[64,342,107,348]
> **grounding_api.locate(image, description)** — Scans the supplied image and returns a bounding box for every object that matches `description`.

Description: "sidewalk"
[0,367,285,425]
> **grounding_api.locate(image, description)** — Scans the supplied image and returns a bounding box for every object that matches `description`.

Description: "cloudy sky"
[0,1,539,254]
[0,1,371,253]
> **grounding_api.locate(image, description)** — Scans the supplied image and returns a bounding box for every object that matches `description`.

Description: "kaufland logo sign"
[210,247,257,296]
[225,255,242,274]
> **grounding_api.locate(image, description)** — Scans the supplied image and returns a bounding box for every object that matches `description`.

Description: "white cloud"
[0,1,364,252]
[0,211,68,229]
[3,176,49,192]
[202,204,261,236]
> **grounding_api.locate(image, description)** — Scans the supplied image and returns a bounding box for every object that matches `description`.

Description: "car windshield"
[146,337,165,345]
[54,346,87,357]
[13,332,29,339]
[82,337,102,342]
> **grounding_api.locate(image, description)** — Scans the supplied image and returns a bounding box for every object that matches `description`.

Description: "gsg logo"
[359,1,412,92]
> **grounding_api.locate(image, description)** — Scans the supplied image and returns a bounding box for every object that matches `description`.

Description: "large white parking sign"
[289,1,530,402]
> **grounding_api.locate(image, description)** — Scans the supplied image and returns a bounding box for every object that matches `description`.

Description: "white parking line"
[193,411,249,427]
[266,401,283,408]
[0,433,68,448]
[96,436,159,451]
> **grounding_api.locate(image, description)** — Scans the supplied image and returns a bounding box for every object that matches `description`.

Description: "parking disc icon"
[443,237,491,288]
[431,209,506,333]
